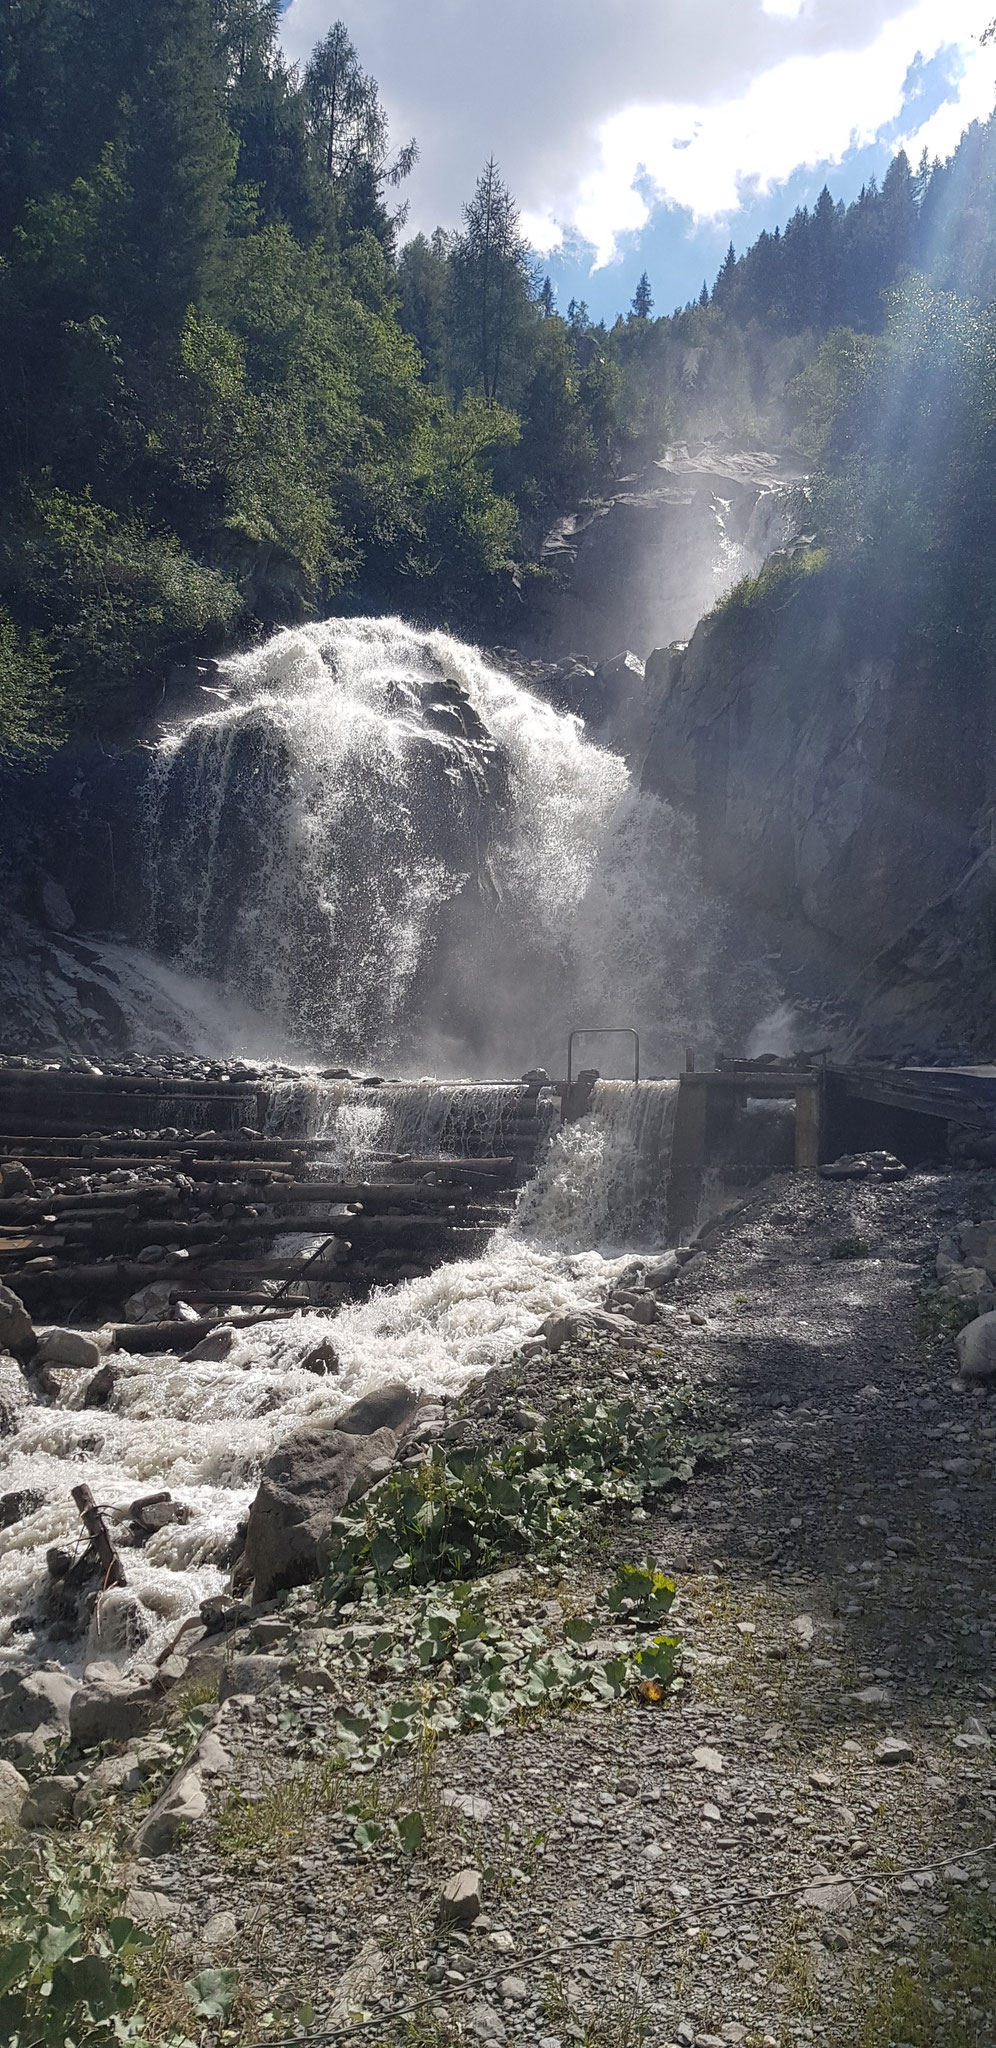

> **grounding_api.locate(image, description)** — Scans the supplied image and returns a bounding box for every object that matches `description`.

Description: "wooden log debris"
[71,1482,127,1588]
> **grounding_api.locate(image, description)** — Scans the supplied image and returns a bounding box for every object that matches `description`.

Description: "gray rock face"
[241,1422,398,1600]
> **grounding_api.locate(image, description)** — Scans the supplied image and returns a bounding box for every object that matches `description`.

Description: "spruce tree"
[630,270,653,319]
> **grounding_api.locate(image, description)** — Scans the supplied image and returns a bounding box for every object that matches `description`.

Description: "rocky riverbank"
[1,1166,994,2046]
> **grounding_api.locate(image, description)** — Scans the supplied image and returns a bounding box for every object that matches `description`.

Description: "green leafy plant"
[0,1836,157,2048]
[604,1562,676,1622]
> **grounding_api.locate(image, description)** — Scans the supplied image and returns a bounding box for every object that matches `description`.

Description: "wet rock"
[439,1868,483,1927]
[187,1326,237,1362]
[0,1758,28,1827]
[299,1337,339,1375]
[35,1329,101,1371]
[28,1363,61,1399]
[0,1488,44,1529]
[122,1281,173,1324]
[0,1282,34,1358]
[245,1422,398,1600]
[83,1363,116,1407]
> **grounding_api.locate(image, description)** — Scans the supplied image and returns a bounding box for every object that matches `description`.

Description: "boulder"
[0,1758,28,1829]
[241,1422,398,1600]
[36,1328,102,1371]
[69,1677,159,1749]
[83,1363,116,1407]
[958,1225,996,1275]
[336,1381,419,1435]
[955,1311,996,1382]
[187,1326,237,1362]
[0,1667,77,1737]
[122,1281,173,1324]
[439,1869,483,1927]
[0,1282,34,1358]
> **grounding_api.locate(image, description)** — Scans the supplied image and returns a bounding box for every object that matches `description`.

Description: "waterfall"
[143,617,711,1076]
[0,1081,677,1663]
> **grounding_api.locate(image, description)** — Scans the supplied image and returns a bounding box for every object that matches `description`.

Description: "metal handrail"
[567,1027,640,1085]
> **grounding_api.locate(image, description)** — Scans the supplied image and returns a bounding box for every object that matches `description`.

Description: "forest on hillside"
[3,0,996,759]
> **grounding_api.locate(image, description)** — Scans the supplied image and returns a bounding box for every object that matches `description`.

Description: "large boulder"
[0,1667,77,1737]
[0,1758,28,1829]
[955,1311,996,1382]
[241,1423,398,1600]
[69,1676,160,1750]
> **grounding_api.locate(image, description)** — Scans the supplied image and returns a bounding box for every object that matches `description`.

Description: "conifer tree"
[630,270,653,319]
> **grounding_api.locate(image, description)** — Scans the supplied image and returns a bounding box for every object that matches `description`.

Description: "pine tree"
[303,19,416,245]
[539,273,556,317]
[630,270,653,319]
[698,280,709,307]
[452,157,530,401]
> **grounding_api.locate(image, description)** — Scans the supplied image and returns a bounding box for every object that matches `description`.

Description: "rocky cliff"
[636,557,996,1056]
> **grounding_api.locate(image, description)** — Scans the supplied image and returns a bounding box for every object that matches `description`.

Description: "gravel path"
[130,1169,996,2048]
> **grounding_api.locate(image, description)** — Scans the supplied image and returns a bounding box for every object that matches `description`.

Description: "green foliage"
[604,1561,676,1621]
[0,608,60,761]
[712,547,830,619]
[320,1395,710,1601]
[0,1834,156,2048]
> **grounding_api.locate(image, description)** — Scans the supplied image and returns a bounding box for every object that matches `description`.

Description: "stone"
[875,1736,915,1765]
[1,1160,37,1201]
[0,1758,28,1828]
[125,1888,177,1929]
[20,1774,78,1829]
[192,1730,232,1778]
[955,1312,996,1383]
[0,1667,77,1737]
[468,2009,506,2045]
[135,1768,207,1857]
[200,1909,237,1951]
[488,1930,515,1953]
[187,1326,237,1362]
[337,1381,420,1435]
[245,1422,398,1599]
[692,1746,725,1774]
[442,1789,493,1822]
[0,1488,44,1528]
[83,1363,115,1407]
[40,877,75,933]
[122,1282,173,1325]
[217,1655,282,1703]
[328,1940,387,2025]
[439,1869,483,1927]
[500,1976,528,2002]
[35,1329,101,1371]
[73,1754,141,1816]
[299,1338,339,1375]
[850,1684,891,1707]
[791,1613,815,1649]
[0,1282,34,1357]
[69,1678,158,1749]
[540,1313,579,1354]
[799,1879,857,1917]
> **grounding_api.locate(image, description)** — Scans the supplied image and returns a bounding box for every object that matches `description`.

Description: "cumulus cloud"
[281,0,994,264]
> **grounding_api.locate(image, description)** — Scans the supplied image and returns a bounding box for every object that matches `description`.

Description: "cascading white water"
[0,1082,676,1665]
[143,618,711,1075]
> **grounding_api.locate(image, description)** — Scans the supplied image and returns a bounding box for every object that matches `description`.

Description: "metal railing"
[566,1027,640,1085]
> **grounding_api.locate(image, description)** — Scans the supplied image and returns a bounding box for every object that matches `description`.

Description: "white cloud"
[281,0,994,261]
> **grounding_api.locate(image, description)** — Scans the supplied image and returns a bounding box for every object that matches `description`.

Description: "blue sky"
[282,1,996,323]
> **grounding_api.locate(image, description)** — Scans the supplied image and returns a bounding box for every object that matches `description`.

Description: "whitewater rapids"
[0,1082,676,1667]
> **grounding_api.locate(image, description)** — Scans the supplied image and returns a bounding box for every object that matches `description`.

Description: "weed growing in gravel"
[829,1236,872,1259]
[211,1756,345,1861]
[845,1890,996,2048]
[916,1283,978,1344]
[0,1832,158,2048]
